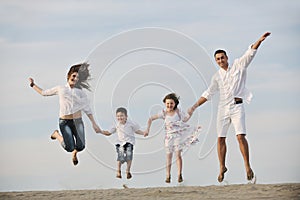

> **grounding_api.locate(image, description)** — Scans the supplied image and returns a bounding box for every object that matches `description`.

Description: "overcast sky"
[0,0,299,191]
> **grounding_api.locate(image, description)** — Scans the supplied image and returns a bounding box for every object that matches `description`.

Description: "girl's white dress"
[158,109,200,153]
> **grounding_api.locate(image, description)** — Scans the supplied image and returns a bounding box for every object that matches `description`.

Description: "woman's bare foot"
[50,130,59,140]
[72,150,78,166]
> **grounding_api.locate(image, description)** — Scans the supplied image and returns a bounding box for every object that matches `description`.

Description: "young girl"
[100,107,145,179]
[29,63,105,166]
[145,93,200,183]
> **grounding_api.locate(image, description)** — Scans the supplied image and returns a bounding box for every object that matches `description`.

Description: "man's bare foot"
[218,167,228,182]
[247,169,254,181]
[50,130,59,140]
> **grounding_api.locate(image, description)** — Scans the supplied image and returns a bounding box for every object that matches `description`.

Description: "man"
[188,32,271,183]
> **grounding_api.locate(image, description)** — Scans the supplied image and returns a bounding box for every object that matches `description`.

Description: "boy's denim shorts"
[115,143,133,163]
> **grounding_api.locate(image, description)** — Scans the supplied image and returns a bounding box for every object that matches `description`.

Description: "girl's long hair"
[67,62,91,90]
[163,93,180,110]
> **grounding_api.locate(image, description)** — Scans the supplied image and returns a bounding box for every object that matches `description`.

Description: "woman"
[29,63,101,166]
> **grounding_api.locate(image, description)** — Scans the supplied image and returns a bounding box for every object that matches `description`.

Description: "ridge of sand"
[1,183,299,200]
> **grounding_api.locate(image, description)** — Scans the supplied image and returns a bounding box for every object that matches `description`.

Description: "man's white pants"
[217,103,246,137]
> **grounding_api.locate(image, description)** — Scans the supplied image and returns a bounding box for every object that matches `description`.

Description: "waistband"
[59,117,83,121]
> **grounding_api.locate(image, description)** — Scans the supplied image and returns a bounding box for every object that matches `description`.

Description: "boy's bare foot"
[126,172,132,179]
[116,170,122,179]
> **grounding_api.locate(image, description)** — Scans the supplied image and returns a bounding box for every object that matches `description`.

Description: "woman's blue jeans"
[59,118,85,152]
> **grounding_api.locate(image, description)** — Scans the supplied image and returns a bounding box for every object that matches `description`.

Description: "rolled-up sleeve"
[179,109,190,120]
[131,121,140,132]
[109,126,117,134]
[82,104,92,115]
[235,46,257,69]
[41,86,59,96]
[81,92,93,115]
[157,110,165,119]
[201,74,219,101]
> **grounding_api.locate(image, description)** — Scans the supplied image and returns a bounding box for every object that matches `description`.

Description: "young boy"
[101,107,145,179]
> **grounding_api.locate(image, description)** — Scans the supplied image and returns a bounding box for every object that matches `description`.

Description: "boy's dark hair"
[214,49,227,57]
[163,93,180,110]
[67,62,91,90]
[116,107,127,116]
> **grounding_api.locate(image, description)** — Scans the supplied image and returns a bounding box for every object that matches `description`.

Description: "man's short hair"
[214,49,227,57]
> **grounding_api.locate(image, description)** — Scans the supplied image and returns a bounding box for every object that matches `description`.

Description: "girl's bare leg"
[176,150,183,182]
[166,153,172,183]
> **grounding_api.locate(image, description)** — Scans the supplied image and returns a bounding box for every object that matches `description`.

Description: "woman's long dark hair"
[67,62,91,90]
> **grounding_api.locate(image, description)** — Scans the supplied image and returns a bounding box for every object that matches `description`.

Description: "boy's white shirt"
[109,119,140,146]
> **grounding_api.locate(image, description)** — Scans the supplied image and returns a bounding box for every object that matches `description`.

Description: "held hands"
[143,130,149,137]
[102,130,112,136]
[97,129,112,136]
[187,107,195,116]
[93,123,102,133]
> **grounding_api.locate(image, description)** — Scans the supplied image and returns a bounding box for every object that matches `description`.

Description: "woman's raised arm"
[29,77,43,95]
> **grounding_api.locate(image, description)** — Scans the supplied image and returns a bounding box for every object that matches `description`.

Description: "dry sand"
[1,183,299,200]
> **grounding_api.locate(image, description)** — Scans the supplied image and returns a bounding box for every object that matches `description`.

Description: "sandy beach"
[1,183,299,200]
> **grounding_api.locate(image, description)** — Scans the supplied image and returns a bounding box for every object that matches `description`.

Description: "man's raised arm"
[251,32,271,50]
